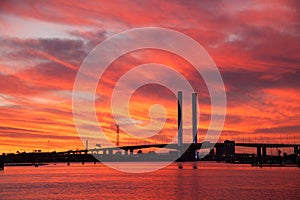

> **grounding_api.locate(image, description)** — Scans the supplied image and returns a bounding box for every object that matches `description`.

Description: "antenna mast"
[116,124,120,146]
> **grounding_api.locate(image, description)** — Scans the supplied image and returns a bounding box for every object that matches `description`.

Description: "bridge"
[62,141,300,160]
[1,91,299,167]
[63,91,299,160]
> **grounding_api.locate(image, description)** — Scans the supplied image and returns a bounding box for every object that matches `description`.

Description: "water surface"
[0,162,299,200]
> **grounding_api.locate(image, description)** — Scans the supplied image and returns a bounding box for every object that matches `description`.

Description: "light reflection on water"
[0,162,299,200]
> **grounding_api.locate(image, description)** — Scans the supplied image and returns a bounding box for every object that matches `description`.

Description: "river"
[0,162,299,200]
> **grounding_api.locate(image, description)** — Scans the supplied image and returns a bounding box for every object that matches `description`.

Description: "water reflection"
[0,162,299,199]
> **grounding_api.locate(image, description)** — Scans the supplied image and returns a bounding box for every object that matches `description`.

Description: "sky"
[0,0,299,153]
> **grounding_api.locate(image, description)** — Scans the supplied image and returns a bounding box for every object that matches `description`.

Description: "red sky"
[0,0,299,153]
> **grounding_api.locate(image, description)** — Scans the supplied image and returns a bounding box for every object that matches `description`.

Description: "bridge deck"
[63,142,300,154]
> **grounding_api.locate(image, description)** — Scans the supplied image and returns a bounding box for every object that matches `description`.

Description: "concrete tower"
[178,91,183,156]
[192,93,198,144]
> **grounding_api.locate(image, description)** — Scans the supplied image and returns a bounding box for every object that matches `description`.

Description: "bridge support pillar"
[209,148,214,156]
[108,149,113,155]
[294,146,299,154]
[262,146,267,157]
[130,149,133,155]
[0,156,4,171]
[257,146,261,157]
[103,150,107,155]
[125,150,128,155]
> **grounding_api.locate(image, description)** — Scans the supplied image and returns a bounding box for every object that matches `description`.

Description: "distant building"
[216,140,235,157]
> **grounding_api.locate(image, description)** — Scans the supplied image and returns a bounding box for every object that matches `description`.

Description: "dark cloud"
[20,61,77,88]
[221,68,300,105]
[224,69,300,90]
[255,125,300,134]
[1,37,88,66]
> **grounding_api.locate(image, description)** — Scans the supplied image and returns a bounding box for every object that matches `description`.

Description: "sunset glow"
[0,0,299,154]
